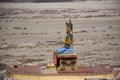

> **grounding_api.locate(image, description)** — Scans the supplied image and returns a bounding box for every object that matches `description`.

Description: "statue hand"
[62,37,65,43]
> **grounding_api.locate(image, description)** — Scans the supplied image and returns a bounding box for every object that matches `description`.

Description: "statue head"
[66,22,72,34]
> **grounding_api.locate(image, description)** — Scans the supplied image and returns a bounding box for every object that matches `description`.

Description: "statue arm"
[64,33,73,45]
[62,37,71,45]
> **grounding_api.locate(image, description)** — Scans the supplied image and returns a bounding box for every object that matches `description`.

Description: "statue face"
[67,27,71,33]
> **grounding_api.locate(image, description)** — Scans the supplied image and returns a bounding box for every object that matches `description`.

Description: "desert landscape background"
[0,0,120,68]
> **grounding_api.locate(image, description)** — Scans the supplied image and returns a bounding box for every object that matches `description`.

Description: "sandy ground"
[0,1,120,67]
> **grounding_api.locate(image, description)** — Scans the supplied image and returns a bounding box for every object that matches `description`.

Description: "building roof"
[9,65,41,74]
[9,65,113,75]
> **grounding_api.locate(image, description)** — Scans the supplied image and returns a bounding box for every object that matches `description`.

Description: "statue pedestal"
[56,53,77,71]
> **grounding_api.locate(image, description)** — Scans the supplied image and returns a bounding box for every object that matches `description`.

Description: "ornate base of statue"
[56,53,78,71]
